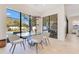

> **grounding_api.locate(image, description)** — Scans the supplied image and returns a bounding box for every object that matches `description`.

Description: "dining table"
[16,32,43,53]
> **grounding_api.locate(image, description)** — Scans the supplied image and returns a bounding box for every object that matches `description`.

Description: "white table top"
[16,32,30,37]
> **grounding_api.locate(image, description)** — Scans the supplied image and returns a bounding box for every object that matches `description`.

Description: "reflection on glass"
[21,13,29,36]
[49,14,57,38]
[43,14,58,38]
[43,16,50,31]
[31,16,37,35]
[21,13,29,32]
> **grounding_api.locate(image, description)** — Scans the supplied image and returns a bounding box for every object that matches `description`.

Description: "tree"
[13,20,20,26]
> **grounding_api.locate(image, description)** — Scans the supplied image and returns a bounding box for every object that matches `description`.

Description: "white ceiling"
[26,4,59,12]
[65,4,79,18]
[25,4,63,16]
[6,4,79,17]
[27,4,79,17]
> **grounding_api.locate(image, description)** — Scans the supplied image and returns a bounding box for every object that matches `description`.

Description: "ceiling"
[26,4,79,17]
[65,4,79,18]
[6,4,79,17]
[25,4,63,16]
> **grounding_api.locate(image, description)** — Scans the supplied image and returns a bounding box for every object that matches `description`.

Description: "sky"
[7,9,29,25]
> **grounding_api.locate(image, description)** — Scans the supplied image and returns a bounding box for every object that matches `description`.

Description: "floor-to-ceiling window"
[43,16,50,32]
[43,14,58,38]
[21,13,30,36]
[6,9,37,38]
[49,14,57,38]
[6,9,20,34]
[6,9,30,37]
[31,16,37,35]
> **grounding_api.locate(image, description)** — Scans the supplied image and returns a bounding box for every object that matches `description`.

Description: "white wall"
[0,5,7,39]
[42,5,66,40]
[65,4,79,34]
[65,4,79,18]
[68,16,79,34]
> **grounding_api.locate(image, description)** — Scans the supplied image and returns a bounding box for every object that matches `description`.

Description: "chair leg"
[45,38,48,45]
[24,39,26,44]
[29,45,32,48]
[36,43,38,54]
[40,41,44,48]
[9,43,14,52]
[20,42,22,47]
[12,44,16,54]
[47,38,50,44]
[22,42,25,50]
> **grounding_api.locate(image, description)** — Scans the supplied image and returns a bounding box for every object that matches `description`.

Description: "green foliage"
[31,17,36,26]
[6,17,20,26]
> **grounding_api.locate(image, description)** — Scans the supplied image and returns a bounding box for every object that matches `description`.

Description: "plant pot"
[0,39,6,48]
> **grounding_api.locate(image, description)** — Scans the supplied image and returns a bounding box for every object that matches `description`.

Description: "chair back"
[27,36,36,46]
[32,35,42,39]
[42,32,50,37]
[8,34,20,42]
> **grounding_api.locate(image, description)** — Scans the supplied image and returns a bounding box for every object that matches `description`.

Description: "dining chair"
[41,32,50,45]
[8,34,25,54]
[32,35,44,48]
[26,35,43,53]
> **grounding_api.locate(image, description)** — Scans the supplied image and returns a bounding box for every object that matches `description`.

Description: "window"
[43,14,58,38]
[21,13,29,35]
[31,16,37,35]
[43,16,50,31]
[6,9,20,34]
[6,9,37,37]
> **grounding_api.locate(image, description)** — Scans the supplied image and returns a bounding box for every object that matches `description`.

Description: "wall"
[68,16,79,34]
[0,5,7,40]
[65,4,79,18]
[42,5,66,40]
[65,4,79,34]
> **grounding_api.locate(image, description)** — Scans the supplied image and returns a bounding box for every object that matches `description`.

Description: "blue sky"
[7,9,20,19]
[7,9,29,25]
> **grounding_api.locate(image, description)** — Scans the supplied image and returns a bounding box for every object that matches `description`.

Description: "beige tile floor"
[0,34,79,54]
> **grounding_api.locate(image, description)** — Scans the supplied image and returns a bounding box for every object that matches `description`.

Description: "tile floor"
[0,34,79,54]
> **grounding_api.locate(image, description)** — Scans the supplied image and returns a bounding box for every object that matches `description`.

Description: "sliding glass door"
[43,14,58,38]
[43,16,50,32]
[49,14,57,38]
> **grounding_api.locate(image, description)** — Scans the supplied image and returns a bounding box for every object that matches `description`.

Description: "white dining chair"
[27,35,43,53]
[41,32,50,45]
[8,34,25,54]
